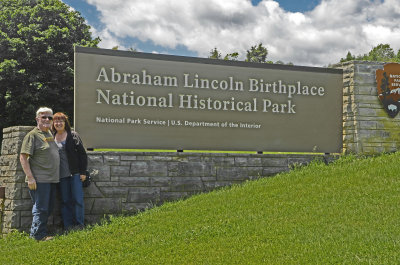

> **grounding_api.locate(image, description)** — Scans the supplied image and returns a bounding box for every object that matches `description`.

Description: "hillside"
[1,153,400,264]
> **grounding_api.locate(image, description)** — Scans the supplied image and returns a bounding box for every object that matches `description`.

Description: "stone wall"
[340,61,400,153]
[0,126,334,235]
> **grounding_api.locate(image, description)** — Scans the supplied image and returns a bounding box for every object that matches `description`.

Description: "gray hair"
[36,107,53,118]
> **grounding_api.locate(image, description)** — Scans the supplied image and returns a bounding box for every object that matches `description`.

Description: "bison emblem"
[376,63,400,118]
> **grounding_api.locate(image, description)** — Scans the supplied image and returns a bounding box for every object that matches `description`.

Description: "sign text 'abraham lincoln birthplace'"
[74,47,343,153]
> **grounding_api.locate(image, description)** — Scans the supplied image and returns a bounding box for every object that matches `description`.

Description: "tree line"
[210,43,400,65]
[340,44,400,63]
[208,44,293,65]
[1,0,399,148]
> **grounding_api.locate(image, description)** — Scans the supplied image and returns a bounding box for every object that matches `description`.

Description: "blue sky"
[251,0,321,12]
[62,0,399,66]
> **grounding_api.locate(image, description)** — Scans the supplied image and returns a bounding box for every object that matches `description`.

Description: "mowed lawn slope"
[1,153,400,264]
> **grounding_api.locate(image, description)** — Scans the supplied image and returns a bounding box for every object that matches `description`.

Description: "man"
[20,107,60,241]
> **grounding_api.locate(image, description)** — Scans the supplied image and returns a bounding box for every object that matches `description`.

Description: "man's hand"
[27,177,37,190]
[20,153,37,190]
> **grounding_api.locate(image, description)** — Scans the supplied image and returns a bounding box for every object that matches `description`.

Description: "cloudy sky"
[62,0,400,67]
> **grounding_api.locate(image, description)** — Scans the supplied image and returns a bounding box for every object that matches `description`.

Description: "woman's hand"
[80,174,86,182]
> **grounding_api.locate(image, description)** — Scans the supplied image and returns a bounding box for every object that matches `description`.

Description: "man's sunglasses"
[40,116,53,120]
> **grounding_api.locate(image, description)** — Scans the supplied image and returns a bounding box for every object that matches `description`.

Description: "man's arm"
[19,153,37,190]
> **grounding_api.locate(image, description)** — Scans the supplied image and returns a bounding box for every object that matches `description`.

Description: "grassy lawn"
[1,152,400,264]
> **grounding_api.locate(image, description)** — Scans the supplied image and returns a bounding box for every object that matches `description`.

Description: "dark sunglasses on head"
[40,116,53,120]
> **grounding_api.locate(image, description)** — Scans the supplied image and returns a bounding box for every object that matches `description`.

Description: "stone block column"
[338,61,400,154]
[0,126,35,235]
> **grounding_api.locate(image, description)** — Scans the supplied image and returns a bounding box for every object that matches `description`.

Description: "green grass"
[2,153,400,264]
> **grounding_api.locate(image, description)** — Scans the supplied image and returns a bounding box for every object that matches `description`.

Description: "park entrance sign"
[74,47,343,152]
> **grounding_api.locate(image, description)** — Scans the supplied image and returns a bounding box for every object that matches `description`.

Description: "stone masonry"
[0,126,334,235]
[338,61,400,154]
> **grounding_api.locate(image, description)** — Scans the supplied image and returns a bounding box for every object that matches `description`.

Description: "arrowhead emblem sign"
[376,63,400,118]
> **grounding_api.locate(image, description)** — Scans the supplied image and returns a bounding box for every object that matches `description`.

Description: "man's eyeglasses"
[40,116,53,120]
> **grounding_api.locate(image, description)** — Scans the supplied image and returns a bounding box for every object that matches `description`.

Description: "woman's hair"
[52,112,72,132]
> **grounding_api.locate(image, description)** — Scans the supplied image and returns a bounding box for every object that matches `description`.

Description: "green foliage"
[209,48,239,61]
[367,44,396,61]
[223,52,239,61]
[209,44,272,64]
[208,47,222,59]
[245,42,268,63]
[340,43,400,63]
[2,152,400,264]
[209,43,294,65]
[0,0,99,134]
[340,51,355,62]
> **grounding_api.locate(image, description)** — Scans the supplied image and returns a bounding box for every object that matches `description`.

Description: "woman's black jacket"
[57,130,88,175]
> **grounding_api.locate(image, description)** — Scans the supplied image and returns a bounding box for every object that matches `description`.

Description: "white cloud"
[90,27,127,50]
[86,0,400,66]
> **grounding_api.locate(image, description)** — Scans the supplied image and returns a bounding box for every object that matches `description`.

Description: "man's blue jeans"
[29,183,57,240]
[59,174,85,230]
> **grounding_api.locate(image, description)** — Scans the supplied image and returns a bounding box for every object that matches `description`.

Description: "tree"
[367,44,395,61]
[339,44,399,63]
[223,52,239,61]
[209,44,272,63]
[245,43,268,63]
[209,48,240,61]
[340,51,355,63]
[0,0,99,141]
[208,47,222,59]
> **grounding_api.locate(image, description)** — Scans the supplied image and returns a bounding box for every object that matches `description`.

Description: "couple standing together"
[20,107,88,241]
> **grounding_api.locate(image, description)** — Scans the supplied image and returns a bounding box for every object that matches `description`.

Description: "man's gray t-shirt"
[21,127,60,183]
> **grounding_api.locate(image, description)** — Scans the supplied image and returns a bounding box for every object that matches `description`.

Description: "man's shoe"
[38,236,54,242]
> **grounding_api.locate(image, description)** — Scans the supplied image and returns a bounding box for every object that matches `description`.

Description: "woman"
[52,112,87,231]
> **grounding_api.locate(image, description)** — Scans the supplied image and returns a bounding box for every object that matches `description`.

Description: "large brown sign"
[376,63,400,118]
[74,47,343,152]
